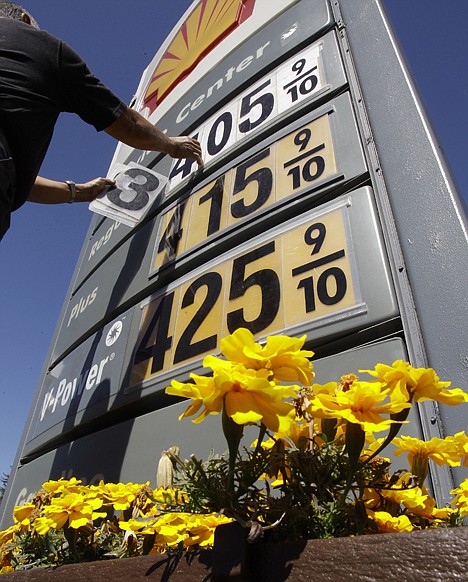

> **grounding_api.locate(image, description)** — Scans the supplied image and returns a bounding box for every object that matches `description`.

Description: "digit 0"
[317,267,347,305]
[297,267,347,313]
[207,112,233,156]
[287,143,326,189]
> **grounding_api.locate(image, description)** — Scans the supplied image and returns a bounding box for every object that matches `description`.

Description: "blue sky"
[0,0,467,478]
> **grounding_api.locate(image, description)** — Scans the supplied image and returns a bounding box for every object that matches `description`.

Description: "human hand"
[167,136,203,166]
[76,177,115,202]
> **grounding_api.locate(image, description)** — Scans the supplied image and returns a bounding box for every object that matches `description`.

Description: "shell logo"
[141,0,256,114]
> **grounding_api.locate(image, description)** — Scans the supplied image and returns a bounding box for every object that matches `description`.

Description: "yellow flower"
[91,481,148,511]
[166,373,218,423]
[219,328,314,385]
[310,381,339,396]
[450,478,468,516]
[393,435,461,485]
[13,502,36,526]
[308,381,410,432]
[121,511,232,553]
[362,361,468,405]
[41,477,83,495]
[40,492,106,530]
[368,510,413,533]
[150,487,187,507]
[168,361,298,433]
[32,516,56,535]
[451,431,468,467]
[0,523,21,548]
[383,479,447,520]
[153,512,232,551]
[361,436,389,462]
[393,435,461,467]
[212,363,298,432]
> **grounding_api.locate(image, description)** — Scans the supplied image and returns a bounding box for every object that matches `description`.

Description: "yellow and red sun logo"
[141,0,256,114]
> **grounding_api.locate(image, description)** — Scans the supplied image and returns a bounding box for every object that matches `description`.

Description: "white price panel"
[152,111,337,273]
[131,201,359,387]
[168,43,326,190]
[90,162,167,227]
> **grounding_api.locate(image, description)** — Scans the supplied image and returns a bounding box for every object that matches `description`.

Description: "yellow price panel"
[151,109,340,275]
[135,202,360,388]
[276,112,337,200]
[282,209,355,326]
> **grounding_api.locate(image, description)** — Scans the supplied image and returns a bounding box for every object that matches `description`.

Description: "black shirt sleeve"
[57,40,126,131]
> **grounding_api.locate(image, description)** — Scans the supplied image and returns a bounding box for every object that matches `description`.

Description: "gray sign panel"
[74,29,347,291]
[51,220,158,365]
[2,337,418,528]
[75,218,132,290]
[24,310,134,456]
[159,30,348,197]
[54,93,366,365]
[122,186,398,397]
[151,91,368,277]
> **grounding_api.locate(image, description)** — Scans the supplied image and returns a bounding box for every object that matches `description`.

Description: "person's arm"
[105,105,203,165]
[28,176,115,204]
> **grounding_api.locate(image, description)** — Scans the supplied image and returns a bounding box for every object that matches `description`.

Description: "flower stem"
[222,404,244,494]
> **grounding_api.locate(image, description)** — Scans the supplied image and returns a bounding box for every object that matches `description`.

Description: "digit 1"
[287,85,299,103]
[199,176,224,236]
[133,292,174,374]
[297,277,316,312]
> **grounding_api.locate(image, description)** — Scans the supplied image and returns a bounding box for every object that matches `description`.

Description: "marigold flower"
[393,435,461,467]
[41,477,83,495]
[360,436,389,462]
[450,478,468,516]
[451,431,468,467]
[214,364,298,432]
[382,478,445,520]
[362,361,468,405]
[308,381,410,432]
[168,362,298,433]
[219,327,314,385]
[393,435,461,485]
[368,510,413,533]
[40,492,106,530]
[32,516,56,535]
[166,373,218,423]
[120,512,233,552]
[0,523,20,548]
[13,502,36,526]
[91,481,148,511]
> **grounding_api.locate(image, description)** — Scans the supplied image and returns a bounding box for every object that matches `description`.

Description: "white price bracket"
[168,43,326,191]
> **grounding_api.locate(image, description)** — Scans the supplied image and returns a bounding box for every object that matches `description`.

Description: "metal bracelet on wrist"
[65,180,76,204]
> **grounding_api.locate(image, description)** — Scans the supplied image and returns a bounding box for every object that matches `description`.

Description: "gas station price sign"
[153,111,337,273]
[168,41,328,191]
[131,198,362,388]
